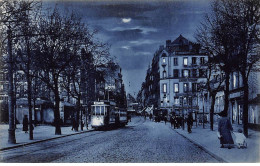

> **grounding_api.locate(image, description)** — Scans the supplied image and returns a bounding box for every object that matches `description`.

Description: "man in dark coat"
[218,110,234,149]
[23,115,28,133]
[187,112,193,133]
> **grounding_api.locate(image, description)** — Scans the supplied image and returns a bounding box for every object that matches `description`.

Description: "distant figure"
[149,113,152,121]
[23,115,28,133]
[187,112,193,133]
[164,116,167,125]
[218,110,234,149]
[71,116,76,131]
[127,114,131,122]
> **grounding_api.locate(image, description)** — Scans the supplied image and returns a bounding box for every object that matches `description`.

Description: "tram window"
[100,106,105,115]
[91,106,95,115]
[96,106,101,115]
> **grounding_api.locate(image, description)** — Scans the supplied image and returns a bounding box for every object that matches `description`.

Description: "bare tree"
[34,8,86,135]
[196,0,260,137]
[0,0,40,143]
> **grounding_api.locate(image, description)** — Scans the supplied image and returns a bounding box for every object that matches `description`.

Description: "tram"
[91,101,128,129]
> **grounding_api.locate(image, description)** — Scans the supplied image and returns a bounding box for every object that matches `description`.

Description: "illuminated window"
[183,70,189,77]
[183,57,188,66]
[183,83,189,92]
[174,83,179,93]
[162,58,166,63]
[163,84,167,93]
[174,97,179,105]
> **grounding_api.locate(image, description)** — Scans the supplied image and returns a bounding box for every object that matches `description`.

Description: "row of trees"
[196,0,260,137]
[0,0,115,143]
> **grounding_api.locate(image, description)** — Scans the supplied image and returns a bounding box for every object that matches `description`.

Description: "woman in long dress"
[218,111,234,149]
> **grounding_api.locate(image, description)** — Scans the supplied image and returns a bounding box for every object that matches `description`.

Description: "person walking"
[71,116,76,131]
[164,116,167,125]
[187,112,193,133]
[22,115,29,133]
[218,110,234,149]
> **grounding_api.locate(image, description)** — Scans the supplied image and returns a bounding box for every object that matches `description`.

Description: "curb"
[0,129,95,151]
[173,128,228,163]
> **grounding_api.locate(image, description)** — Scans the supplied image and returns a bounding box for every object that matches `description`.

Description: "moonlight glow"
[122,18,131,23]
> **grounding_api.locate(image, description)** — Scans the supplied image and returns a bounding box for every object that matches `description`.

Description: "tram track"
[1,116,145,162]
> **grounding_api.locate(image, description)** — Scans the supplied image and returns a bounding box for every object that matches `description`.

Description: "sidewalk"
[173,122,260,163]
[0,123,94,151]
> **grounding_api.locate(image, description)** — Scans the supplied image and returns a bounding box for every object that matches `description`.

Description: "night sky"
[45,0,211,97]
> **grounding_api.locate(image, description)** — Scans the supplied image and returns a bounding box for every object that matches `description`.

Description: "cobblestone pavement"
[0,117,220,163]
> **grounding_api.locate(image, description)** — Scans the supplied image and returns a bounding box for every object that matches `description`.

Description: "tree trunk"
[7,28,16,144]
[54,78,61,135]
[75,98,80,132]
[224,70,230,115]
[26,38,33,140]
[27,75,33,140]
[242,72,249,137]
[210,92,217,131]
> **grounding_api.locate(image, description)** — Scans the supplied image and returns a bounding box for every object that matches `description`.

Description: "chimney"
[166,40,171,47]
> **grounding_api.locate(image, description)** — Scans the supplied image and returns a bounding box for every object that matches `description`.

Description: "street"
[0,117,221,163]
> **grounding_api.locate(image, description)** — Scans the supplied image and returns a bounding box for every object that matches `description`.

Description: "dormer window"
[163,71,167,78]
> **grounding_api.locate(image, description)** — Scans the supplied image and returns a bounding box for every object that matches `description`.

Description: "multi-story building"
[142,35,208,118]
[158,35,208,117]
[213,69,260,128]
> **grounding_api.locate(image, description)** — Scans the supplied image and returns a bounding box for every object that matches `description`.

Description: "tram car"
[91,101,128,129]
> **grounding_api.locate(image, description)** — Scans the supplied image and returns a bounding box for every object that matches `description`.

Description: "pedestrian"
[170,116,174,127]
[187,112,193,133]
[22,115,28,133]
[71,116,75,131]
[149,113,152,121]
[218,110,234,149]
[127,114,131,122]
[164,116,167,125]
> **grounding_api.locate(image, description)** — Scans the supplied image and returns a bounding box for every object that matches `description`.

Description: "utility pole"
[7,27,16,144]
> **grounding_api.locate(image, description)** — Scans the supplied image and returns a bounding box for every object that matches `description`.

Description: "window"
[183,83,189,92]
[192,69,197,77]
[192,83,197,92]
[183,57,188,66]
[199,69,204,77]
[174,58,178,66]
[188,97,192,106]
[180,97,183,105]
[173,69,179,78]
[233,73,238,89]
[183,69,189,77]
[163,71,167,78]
[183,97,187,105]
[162,58,166,63]
[192,57,197,65]
[174,83,179,93]
[163,84,167,93]
[174,97,179,105]
[200,57,205,64]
